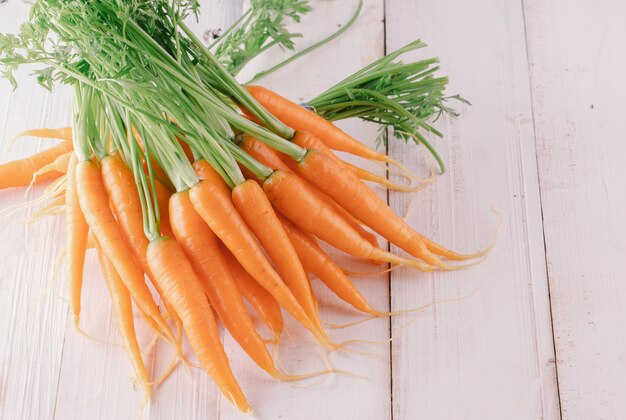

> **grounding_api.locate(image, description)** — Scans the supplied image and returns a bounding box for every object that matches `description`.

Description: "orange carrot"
[177,136,194,163]
[245,85,393,164]
[263,169,435,271]
[86,231,96,250]
[0,141,72,189]
[232,180,320,327]
[66,154,88,328]
[169,191,281,377]
[75,160,175,343]
[221,246,284,339]
[33,151,72,179]
[13,127,72,143]
[146,237,251,414]
[192,160,231,195]
[241,136,293,173]
[278,214,381,315]
[295,149,463,266]
[95,241,150,400]
[242,136,380,251]
[100,154,151,272]
[154,179,174,238]
[100,153,181,332]
[292,131,417,192]
[189,179,333,348]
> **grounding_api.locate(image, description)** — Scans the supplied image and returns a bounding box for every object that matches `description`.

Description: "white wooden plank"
[523,0,626,417]
[0,5,72,420]
[385,1,560,419]
[222,1,392,419]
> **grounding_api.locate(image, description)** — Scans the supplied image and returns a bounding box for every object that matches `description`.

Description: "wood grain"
[385,0,560,419]
[523,0,626,417]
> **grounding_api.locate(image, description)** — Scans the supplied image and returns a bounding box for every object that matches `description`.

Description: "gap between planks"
[519,0,563,418]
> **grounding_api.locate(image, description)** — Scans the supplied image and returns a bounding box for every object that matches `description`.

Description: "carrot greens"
[306,40,468,173]
[211,0,312,76]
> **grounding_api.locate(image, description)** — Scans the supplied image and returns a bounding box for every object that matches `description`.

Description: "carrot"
[25,195,65,223]
[295,149,465,267]
[75,160,175,344]
[146,236,251,414]
[189,179,333,348]
[292,130,418,192]
[169,190,281,377]
[239,163,261,184]
[0,141,72,189]
[32,151,71,179]
[232,180,321,329]
[192,159,231,195]
[100,153,181,334]
[100,153,155,278]
[132,127,170,183]
[222,246,284,340]
[95,241,150,401]
[416,233,488,261]
[241,136,293,173]
[177,136,194,163]
[263,169,435,271]
[242,136,381,252]
[86,230,96,250]
[66,154,88,328]
[311,190,381,254]
[154,179,174,238]
[278,214,382,316]
[12,127,72,143]
[245,85,404,168]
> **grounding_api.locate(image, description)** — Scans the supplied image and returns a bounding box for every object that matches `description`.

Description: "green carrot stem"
[178,20,295,139]
[247,0,364,84]
[222,140,273,181]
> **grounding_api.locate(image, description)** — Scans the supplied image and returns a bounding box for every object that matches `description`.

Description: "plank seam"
[381,0,394,419]
[519,1,563,418]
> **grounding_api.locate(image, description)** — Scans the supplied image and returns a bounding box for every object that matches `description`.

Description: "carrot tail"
[96,241,151,402]
[147,237,251,414]
[346,161,425,192]
[296,149,458,268]
[10,127,73,146]
[225,247,284,341]
[0,176,66,222]
[24,196,65,224]
[66,155,88,328]
[0,141,73,190]
[420,207,502,260]
[278,214,383,316]
[32,151,71,178]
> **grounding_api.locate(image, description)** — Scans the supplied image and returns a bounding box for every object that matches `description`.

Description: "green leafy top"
[212,0,311,75]
[307,40,468,172]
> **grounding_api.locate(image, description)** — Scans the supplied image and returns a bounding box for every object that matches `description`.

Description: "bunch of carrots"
[0,0,489,415]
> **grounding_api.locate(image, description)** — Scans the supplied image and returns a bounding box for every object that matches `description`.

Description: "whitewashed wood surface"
[0,0,624,419]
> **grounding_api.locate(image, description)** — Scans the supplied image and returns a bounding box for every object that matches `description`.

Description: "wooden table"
[1,0,624,419]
